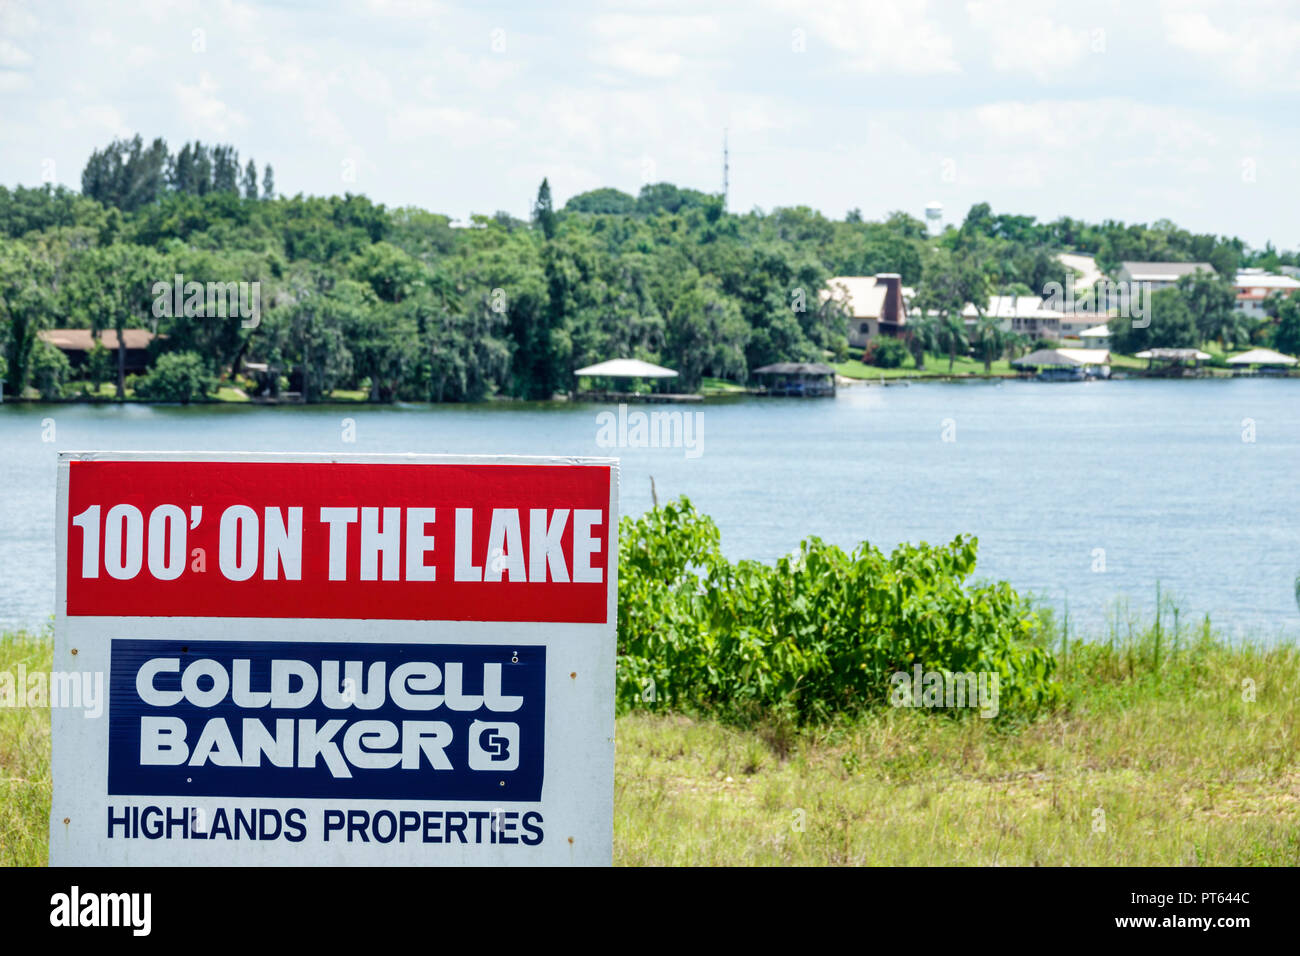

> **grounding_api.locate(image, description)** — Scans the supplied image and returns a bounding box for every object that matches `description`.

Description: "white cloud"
[386,104,515,144]
[174,72,247,136]
[1161,2,1300,91]
[770,0,959,74]
[965,0,1092,82]
[0,38,33,68]
[591,44,683,78]
[362,0,446,18]
[39,99,131,136]
[0,69,31,92]
[587,13,723,78]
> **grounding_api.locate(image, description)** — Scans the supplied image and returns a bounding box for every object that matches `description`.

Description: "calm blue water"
[2,379,1298,641]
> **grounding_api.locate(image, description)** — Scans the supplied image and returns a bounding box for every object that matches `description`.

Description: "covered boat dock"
[571,358,701,402]
[751,362,837,397]
[1011,348,1111,381]
[1225,347,1297,376]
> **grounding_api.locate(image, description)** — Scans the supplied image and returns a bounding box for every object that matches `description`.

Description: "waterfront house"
[823,274,907,348]
[962,296,1065,340]
[1078,324,1112,348]
[1232,269,1300,319]
[37,329,157,374]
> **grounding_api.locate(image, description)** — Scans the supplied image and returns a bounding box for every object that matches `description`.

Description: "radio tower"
[722,129,729,211]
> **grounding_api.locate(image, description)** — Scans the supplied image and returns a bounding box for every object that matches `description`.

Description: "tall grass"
[618,599,1300,865]
[0,629,52,867]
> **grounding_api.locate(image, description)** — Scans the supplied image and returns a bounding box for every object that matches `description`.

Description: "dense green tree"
[67,244,161,398]
[351,241,425,303]
[905,314,940,370]
[664,273,748,390]
[1268,292,1300,357]
[242,160,258,200]
[81,135,170,212]
[636,182,716,218]
[532,178,557,241]
[565,188,637,216]
[87,338,113,394]
[0,185,107,238]
[0,241,55,396]
[1177,271,1239,346]
[133,350,216,403]
[27,337,70,399]
[936,315,969,372]
[971,314,1005,372]
[1109,286,1198,352]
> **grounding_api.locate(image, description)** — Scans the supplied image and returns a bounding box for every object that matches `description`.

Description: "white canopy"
[1225,347,1297,366]
[572,358,678,378]
[1079,324,1111,338]
[1012,348,1109,367]
[1134,349,1212,360]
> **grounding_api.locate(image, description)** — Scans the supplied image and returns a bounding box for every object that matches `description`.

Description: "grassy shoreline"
[3,625,1296,866]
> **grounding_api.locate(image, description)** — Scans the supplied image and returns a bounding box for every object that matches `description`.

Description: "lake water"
[2,379,1298,641]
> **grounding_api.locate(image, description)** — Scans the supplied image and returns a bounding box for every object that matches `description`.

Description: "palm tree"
[1215,311,1253,351]
[906,315,940,370]
[971,314,1006,373]
[1002,331,1029,362]
[936,316,968,373]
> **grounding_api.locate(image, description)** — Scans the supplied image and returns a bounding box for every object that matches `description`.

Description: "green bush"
[133,351,216,403]
[618,497,1060,724]
[27,339,71,400]
[864,336,909,368]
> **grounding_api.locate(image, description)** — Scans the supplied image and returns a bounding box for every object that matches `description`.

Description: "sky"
[1,0,1298,249]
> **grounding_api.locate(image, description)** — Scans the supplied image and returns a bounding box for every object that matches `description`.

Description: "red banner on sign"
[66,460,613,622]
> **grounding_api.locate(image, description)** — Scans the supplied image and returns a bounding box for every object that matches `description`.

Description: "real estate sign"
[49,452,618,865]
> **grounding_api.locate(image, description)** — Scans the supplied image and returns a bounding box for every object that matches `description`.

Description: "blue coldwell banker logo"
[108,640,545,801]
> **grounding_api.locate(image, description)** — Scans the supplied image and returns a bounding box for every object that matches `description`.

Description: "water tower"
[925,200,943,236]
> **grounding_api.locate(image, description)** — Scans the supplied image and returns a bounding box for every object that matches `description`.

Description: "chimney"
[875,273,903,327]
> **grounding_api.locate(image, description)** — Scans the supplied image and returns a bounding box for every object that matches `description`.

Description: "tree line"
[80,135,274,213]
[1,135,1297,402]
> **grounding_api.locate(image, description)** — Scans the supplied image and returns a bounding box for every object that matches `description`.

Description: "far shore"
[2,358,1296,407]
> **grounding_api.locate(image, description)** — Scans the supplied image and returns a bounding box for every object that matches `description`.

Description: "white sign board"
[50,452,618,865]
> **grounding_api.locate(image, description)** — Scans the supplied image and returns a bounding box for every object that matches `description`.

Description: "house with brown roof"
[38,329,159,375]
[822,274,908,348]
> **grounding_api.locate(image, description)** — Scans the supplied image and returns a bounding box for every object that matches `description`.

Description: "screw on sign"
[50,452,618,866]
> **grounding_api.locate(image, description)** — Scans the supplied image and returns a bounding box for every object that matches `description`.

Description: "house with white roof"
[1232,269,1300,319]
[1117,261,1214,291]
[962,296,1061,340]
[960,294,1102,339]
